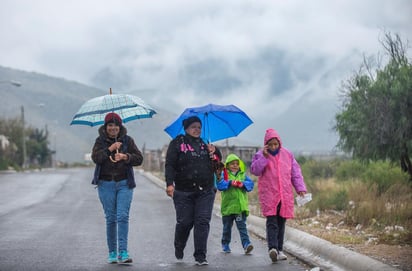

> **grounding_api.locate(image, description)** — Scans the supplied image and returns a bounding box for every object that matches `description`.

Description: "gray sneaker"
[269,248,278,263]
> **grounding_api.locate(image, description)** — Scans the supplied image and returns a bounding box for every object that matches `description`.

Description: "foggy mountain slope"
[0,66,175,162]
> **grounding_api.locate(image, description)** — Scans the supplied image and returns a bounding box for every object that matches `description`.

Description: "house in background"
[0,135,10,150]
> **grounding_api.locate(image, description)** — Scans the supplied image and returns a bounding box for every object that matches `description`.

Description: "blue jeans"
[98,179,133,253]
[173,188,215,262]
[221,213,251,247]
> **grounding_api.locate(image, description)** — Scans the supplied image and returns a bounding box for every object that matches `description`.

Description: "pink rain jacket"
[250,129,306,219]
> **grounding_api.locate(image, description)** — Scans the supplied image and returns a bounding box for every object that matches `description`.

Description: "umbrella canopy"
[164,104,253,143]
[70,89,156,126]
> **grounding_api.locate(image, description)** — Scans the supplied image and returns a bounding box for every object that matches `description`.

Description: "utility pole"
[21,106,27,169]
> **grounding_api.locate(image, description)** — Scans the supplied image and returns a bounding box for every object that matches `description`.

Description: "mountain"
[0,66,176,163]
[0,65,338,163]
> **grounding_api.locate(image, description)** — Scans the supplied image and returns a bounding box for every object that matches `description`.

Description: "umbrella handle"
[109,137,119,163]
[109,149,119,163]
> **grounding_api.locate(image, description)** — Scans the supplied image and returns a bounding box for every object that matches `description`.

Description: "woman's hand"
[208,144,217,159]
[207,144,216,153]
[109,142,122,152]
[166,185,174,197]
[114,152,128,161]
[263,144,269,158]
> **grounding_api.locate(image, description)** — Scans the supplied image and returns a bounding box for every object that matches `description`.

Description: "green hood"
[225,153,246,173]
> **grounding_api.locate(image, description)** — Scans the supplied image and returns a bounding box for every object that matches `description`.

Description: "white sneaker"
[269,248,278,263]
[195,260,208,266]
[277,251,288,260]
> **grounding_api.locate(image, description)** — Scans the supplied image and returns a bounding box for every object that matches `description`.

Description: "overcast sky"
[1,0,411,152]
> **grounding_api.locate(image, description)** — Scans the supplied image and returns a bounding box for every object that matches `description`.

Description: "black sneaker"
[175,248,184,260]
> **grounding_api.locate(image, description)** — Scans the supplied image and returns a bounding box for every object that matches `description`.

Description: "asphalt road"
[0,168,310,271]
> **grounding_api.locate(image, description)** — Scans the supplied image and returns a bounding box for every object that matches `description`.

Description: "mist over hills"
[0,66,179,162]
[0,65,340,163]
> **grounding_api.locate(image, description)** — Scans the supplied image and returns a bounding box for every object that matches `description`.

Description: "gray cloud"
[1,0,411,151]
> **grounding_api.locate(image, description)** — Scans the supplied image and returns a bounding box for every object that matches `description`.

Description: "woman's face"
[106,123,120,138]
[185,122,201,138]
[266,138,280,152]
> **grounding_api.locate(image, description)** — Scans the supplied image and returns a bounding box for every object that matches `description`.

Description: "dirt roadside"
[288,210,412,271]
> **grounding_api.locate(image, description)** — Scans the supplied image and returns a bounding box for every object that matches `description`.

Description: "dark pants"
[221,213,250,248]
[173,188,215,261]
[266,203,286,251]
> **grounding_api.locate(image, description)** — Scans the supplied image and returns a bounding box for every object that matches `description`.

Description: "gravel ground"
[288,210,412,271]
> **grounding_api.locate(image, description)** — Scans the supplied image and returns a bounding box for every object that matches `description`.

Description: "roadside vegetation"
[245,158,411,247]
[0,117,53,170]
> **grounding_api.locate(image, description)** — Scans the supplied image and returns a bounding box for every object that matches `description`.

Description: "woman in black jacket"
[91,112,143,264]
[165,116,221,266]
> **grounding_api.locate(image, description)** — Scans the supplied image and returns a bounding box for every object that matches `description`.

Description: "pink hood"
[264,128,282,146]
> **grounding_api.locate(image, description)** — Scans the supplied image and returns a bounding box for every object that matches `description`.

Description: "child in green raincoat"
[216,153,254,254]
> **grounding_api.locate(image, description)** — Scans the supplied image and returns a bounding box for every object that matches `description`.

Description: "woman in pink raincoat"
[250,128,307,263]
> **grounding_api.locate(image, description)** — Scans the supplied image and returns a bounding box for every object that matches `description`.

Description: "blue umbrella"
[164,104,253,143]
[70,89,156,126]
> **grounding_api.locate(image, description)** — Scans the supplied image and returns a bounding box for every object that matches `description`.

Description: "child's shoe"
[269,248,278,263]
[222,243,231,253]
[118,250,133,263]
[107,251,118,264]
[243,242,254,254]
[277,250,288,260]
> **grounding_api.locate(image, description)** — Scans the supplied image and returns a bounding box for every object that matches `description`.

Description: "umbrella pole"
[205,113,210,143]
[107,89,117,163]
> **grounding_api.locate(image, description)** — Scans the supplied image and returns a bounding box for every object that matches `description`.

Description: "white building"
[0,135,10,149]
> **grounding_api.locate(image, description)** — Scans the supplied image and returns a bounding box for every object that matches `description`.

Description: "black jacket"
[91,125,143,188]
[165,134,221,191]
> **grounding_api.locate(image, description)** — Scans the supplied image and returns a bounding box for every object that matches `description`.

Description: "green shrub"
[312,188,348,211]
[360,161,409,195]
[335,160,366,181]
[0,157,8,170]
[332,190,349,210]
[301,159,336,179]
